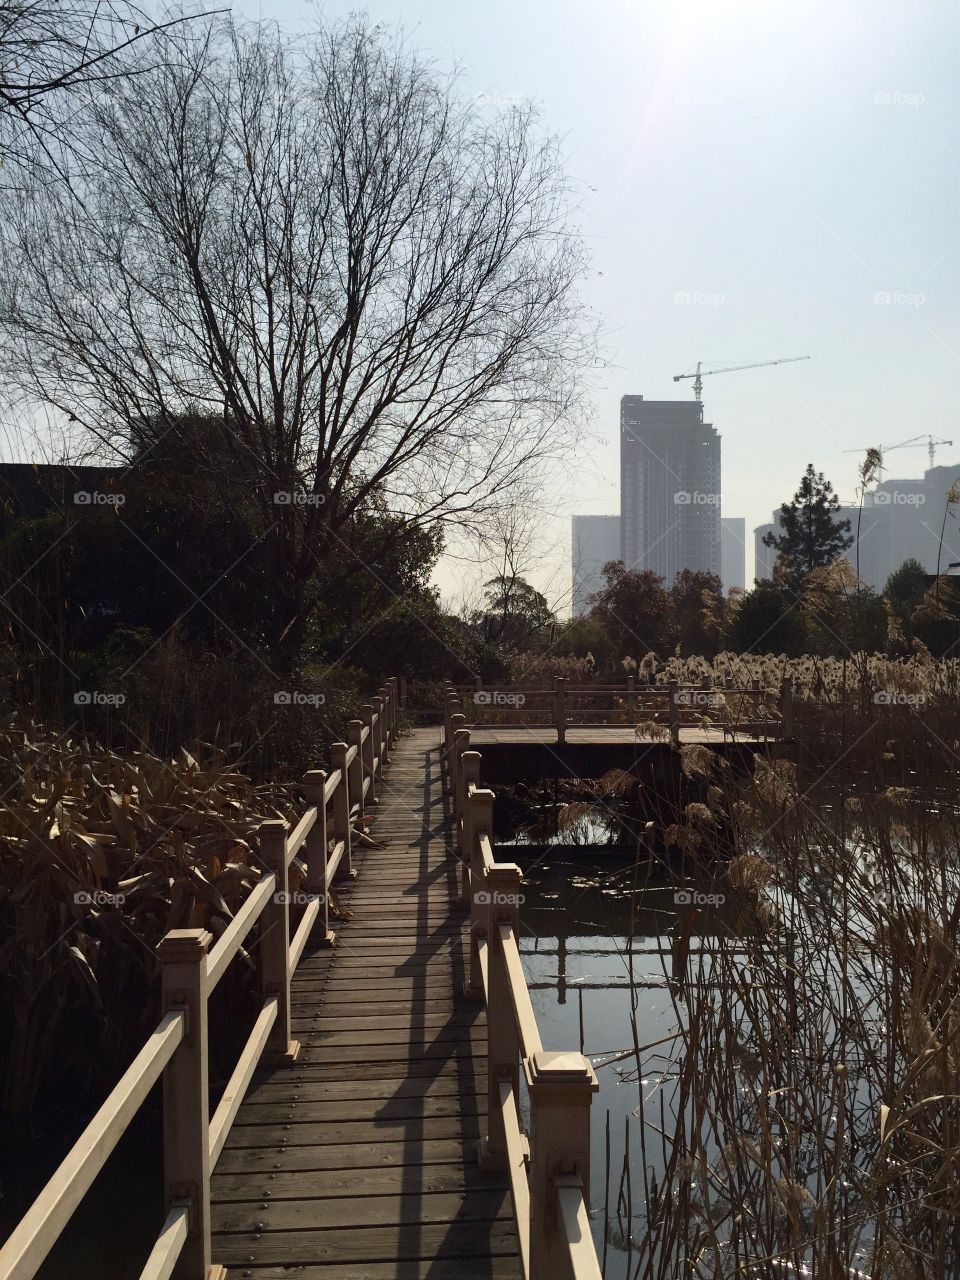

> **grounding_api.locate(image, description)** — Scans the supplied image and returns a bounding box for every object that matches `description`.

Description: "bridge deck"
[466,725,778,745]
[211,728,520,1279]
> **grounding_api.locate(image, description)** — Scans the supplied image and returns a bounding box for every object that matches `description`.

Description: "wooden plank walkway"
[211,728,522,1280]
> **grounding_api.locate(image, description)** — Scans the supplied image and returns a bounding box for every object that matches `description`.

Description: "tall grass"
[598,657,960,1278]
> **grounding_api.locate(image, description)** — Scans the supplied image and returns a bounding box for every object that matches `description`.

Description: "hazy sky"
[239,0,960,607]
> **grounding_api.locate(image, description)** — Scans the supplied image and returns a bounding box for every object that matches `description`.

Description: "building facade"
[620,396,721,584]
[721,517,746,593]
[571,514,621,616]
[753,463,960,589]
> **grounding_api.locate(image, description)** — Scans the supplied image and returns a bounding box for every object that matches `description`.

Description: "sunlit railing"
[0,680,400,1280]
[444,696,603,1280]
[443,676,792,744]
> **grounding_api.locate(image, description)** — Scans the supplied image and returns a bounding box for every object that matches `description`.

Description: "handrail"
[137,1202,190,1280]
[1,675,401,1280]
[557,1178,603,1280]
[499,922,543,1059]
[478,832,495,871]
[446,676,790,746]
[209,995,279,1166]
[289,897,321,970]
[0,1009,185,1280]
[444,707,602,1280]
[206,872,276,992]
[499,1079,531,1277]
[285,804,319,864]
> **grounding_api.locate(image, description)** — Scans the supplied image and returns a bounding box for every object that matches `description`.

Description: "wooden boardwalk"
[467,725,779,745]
[210,728,522,1279]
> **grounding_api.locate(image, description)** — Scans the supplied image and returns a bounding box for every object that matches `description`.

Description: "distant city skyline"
[235,0,960,609]
[755,462,960,590]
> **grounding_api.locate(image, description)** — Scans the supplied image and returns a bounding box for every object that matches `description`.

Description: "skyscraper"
[721,517,746,592]
[571,515,621,616]
[620,396,721,584]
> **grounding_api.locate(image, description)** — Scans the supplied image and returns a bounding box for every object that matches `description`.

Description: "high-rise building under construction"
[619,396,721,583]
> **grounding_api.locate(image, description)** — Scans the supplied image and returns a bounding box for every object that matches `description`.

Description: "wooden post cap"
[486,862,522,888]
[157,928,212,962]
[524,1050,599,1092]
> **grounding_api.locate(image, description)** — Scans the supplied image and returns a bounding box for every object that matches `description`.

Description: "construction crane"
[673,355,810,403]
[843,434,953,481]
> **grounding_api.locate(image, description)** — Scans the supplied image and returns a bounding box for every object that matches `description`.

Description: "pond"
[516,845,738,1278]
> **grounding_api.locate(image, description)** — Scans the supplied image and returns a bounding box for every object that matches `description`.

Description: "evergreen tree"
[763,464,852,590]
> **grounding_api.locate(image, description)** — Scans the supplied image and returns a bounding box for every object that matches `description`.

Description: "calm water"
[516,846,737,1279]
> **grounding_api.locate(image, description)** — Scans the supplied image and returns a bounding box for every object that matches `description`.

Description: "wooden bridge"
[0,679,603,1280]
[440,676,793,745]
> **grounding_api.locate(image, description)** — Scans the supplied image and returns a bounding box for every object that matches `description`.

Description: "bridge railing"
[444,701,602,1280]
[446,676,792,744]
[0,679,400,1280]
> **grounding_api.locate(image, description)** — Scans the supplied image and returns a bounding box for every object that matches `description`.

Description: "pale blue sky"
[239,0,960,607]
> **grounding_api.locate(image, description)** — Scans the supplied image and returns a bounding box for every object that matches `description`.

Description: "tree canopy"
[763,463,852,591]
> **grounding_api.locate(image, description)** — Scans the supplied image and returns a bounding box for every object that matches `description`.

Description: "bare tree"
[0,1,208,168]
[0,17,594,666]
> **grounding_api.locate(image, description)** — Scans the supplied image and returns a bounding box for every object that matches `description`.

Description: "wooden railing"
[445,676,792,744]
[0,679,400,1280]
[444,695,603,1280]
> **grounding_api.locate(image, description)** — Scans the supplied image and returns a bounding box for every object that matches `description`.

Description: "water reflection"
[516,846,739,1278]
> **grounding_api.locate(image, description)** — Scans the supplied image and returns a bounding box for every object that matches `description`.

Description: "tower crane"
[843,434,953,481]
[673,355,810,403]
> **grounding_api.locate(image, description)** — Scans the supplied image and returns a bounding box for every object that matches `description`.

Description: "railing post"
[668,678,680,745]
[445,699,463,752]
[465,785,493,1000]
[347,721,365,823]
[329,742,354,878]
[554,677,566,745]
[360,705,377,805]
[780,676,794,738]
[459,751,481,904]
[479,861,523,1168]
[158,928,224,1280]
[627,674,636,723]
[373,693,386,778]
[447,711,466,775]
[381,691,390,765]
[453,727,471,854]
[258,819,300,1065]
[525,1050,599,1280]
[303,769,335,947]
